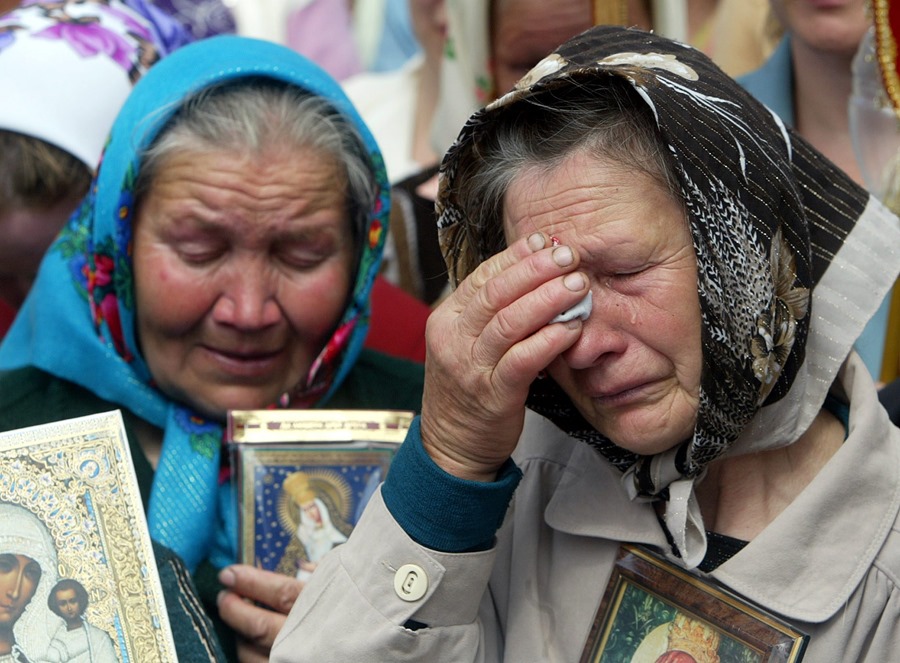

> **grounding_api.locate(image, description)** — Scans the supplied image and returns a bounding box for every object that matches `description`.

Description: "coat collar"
[532,354,900,623]
[710,354,900,622]
[518,410,668,549]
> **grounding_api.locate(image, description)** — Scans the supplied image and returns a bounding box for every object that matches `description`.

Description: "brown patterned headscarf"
[436,26,900,565]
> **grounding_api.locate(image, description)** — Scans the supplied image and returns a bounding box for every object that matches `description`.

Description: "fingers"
[218,564,318,661]
[236,638,271,663]
[217,565,303,657]
[451,241,589,396]
[473,269,587,374]
[417,233,589,480]
[450,231,549,312]
[452,233,584,338]
[219,564,302,614]
[217,588,288,655]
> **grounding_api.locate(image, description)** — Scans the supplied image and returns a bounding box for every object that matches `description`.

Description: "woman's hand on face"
[217,564,305,663]
[421,232,589,481]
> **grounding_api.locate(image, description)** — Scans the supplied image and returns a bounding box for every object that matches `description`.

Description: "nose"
[212,261,282,330]
[6,568,25,600]
[558,285,629,369]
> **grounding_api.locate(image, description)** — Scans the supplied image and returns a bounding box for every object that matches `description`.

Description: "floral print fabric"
[0,0,190,168]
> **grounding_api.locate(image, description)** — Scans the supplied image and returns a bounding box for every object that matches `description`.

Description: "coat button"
[394,563,428,601]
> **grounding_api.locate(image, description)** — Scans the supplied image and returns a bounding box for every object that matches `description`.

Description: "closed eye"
[24,561,41,584]
[276,237,341,271]
[177,242,227,265]
[277,249,330,271]
[614,268,647,279]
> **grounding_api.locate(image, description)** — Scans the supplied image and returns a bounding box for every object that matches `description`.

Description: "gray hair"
[448,78,682,282]
[136,79,377,251]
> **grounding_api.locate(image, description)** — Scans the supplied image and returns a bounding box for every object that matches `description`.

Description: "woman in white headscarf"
[0,502,59,663]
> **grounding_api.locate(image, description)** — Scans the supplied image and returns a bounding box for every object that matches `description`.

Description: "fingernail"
[553,246,573,267]
[564,273,585,291]
[527,233,545,252]
[219,567,235,587]
[216,590,226,606]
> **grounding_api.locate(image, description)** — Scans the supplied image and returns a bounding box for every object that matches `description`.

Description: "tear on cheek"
[551,291,592,324]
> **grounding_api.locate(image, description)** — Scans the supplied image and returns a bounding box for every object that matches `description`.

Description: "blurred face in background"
[489,0,656,97]
[490,0,592,96]
[0,195,81,309]
[768,0,869,56]
[409,0,447,67]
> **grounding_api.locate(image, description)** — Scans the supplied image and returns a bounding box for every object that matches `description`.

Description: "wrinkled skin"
[420,153,702,480]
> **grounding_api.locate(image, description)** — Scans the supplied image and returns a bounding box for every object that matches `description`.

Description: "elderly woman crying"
[0,36,424,660]
[272,25,900,663]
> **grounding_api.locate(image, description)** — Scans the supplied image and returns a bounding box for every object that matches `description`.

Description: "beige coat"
[273,354,900,662]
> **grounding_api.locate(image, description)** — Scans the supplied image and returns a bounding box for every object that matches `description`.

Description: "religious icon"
[47,578,118,662]
[275,470,352,581]
[580,546,807,663]
[227,409,414,576]
[0,501,58,663]
[0,411,178,662]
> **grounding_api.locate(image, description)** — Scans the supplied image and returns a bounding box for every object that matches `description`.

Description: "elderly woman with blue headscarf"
[0,34,424,660]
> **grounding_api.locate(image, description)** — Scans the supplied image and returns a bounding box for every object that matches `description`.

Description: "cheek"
[282,262,353,335]
[652,294,703,388]
[134,258,215,336]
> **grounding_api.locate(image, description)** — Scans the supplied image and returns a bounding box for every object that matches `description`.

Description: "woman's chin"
[594,413,696,457]
[183,387,287,422]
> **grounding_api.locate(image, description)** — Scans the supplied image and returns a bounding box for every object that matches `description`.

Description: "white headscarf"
[297,497,348,563]
[0,0,187,169]
[0,502,61,661]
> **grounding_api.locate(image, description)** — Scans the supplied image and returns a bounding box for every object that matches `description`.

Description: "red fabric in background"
[365,276,429,363]
[0,299,15,340]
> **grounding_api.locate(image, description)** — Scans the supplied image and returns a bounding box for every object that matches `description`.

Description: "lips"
[581,372,662,405]
[212,347,281,361]
[202,345,285,378]
[593,382,649,403]
[0,602,20,616]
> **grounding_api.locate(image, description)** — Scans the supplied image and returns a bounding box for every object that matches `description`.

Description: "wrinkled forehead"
[440,26,805,272]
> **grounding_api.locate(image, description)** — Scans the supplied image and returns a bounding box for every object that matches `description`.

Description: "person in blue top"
[739,0,894,382]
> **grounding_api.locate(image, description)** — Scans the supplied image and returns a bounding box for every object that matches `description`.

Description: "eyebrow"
[165,211,345,237]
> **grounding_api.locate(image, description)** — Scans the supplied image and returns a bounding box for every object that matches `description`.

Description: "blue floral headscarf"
[0,36,391,572]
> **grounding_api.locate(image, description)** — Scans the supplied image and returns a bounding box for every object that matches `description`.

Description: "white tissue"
[550,291,592,324]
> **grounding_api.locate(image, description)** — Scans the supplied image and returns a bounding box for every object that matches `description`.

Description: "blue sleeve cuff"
[382,416,523,553]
